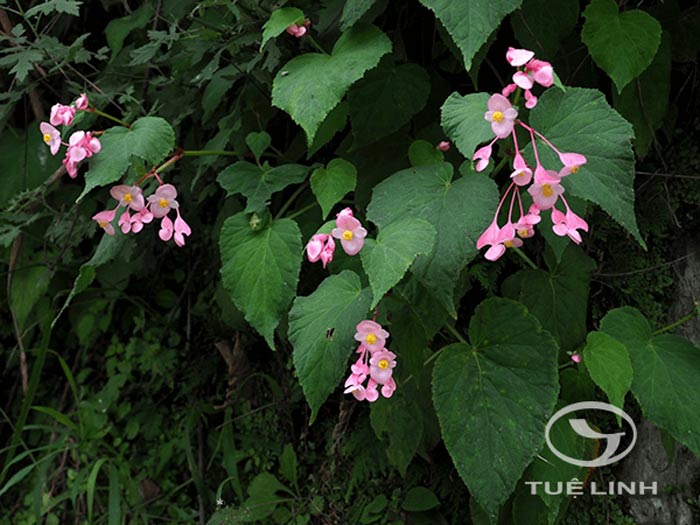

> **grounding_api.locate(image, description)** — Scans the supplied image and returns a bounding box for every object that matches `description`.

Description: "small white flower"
[216,498,224,506]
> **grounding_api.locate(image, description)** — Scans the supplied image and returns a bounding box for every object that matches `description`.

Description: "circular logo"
[545,401,637,467]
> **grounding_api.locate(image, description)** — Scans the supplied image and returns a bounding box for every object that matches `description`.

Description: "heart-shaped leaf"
[441,92,492,159]
[310,158,357,218]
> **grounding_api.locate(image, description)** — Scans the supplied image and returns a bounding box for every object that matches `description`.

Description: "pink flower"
[92,209,117,235]
[147,184,179,218]
[66,131,101,162]
[306,233,336,268]
[110,185,145,211]
[528,181,564,210]
[551,205,588,244]
[364,379,380,402]
[173,211,191,247]
[331,207,367,256]
[558,152,587,176]
[570,353,582,364]
[354,320,389,353]
[527,59,554,87]
[159,215,174,242]
[501,83,517,97]
[369,349,397,384]
[524,90,538,109]
[50,103,76,127]
[506,47,535,67]
[75,93,89,110]
[515,207,541,238]
[286,23,307,37]
[62,157,79,178]
[129,208,154,233]
[513,70,534,90]
[436,141,450,152]
[381,377,397,398]
[477,221,520,262]
[118,210,132,234]
[40,122,61,155]
[510,153,532,186]
[320,236,335,268]
[484,94,517,139]
[473,143,493,172]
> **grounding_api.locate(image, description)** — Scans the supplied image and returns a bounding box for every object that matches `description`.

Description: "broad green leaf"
[529,87,645,247]
[348,62,430,149]
[25,0,81,17]
[367,163,497,316]
[272,24,391,145]
[361,218,436,307]
[613,33,671,157]
[402,487,440,512]
[307,102,349,157]
[408,139,444,167]
[279,444,298,489]
[502,245,595,351]
[79,117,175,201]
[441,92,492,159]
[370,385,424,475]
[432,298,559,515]
[219,213,302,349]
[245,131,272,162]
[105,4,153,61]
[582,0,662,93]
[340,0,380,31]
[260,7,305,50]
[217,161,308,213]
[419,0,521,69]
[582,331,633,413]
[511,0,579,59]
[289,271,372,421]
[310,158,357,218]
[600,307,700,456]
[10,265,51,330]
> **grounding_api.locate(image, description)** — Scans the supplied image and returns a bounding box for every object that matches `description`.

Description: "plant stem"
[90,108,130,128]
[306,35,328,54]
[156,154,183,174]
[443,323,468,345]
[512,247,538,269]
[275,183,309,219]
[182,149,241,157]
[513,88,522,107]
[286,202,317,220]
[653,309,698,336]
[492,156,509,176]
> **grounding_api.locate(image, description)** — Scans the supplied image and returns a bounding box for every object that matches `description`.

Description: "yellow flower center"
[342,230,353,241]
[365,333,377,345]
[159,198,169,208]
[378,359,389,370]
[542,184,553,198]
[43,133,52,143]
[124,193,132,203]
[504,240,514,248]
[492,111,504,123]
[570,165,579,174]
[98,220,107,228]
[518,228,529,237]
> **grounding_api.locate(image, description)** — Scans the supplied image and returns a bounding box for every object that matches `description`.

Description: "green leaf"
[582,0,662,93]
[217,161,308,213]
[219,213,302,349]
[408,139,444,167]
[278,444,298,489]
[432,298,559,516]
[79,117,175,201]
[310,158,357,218]
[25,0,81,18]
[582,331,633,413]
[370,384,424,475]
[529,87,645,247]
[511,0,579,59]
[502,245,595,351]
[272,24,392,145]
[402,487,440,512]
[105,4,153,61]
[307,102,349,157]
[348,62,430,149]
[367,163,498,316]
[441,92,493,159]
[289,271,372,421]
[261,7,305,50]
[419,0,521,69]
[612,33,671,157]
[10,265,51,330]
[340,0,380,31]
[600,307,700,456]
[246,131,272,162]
[0,49,44,83]
[361,218,437,308]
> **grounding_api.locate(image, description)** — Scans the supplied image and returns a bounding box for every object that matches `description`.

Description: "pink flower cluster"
[287,19,311,37]
[306,207,367,268]
[474,47,589,262]
[92,183,191,247]
[344,320,397,402]
[39,94,100,178]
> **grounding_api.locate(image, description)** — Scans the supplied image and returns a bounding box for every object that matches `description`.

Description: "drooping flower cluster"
[92,183,191,247]
[306,207,367,268]
[344,320,397,402]
[39,94,101,178]
[474,47,589,261]
[287,19,311,37]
